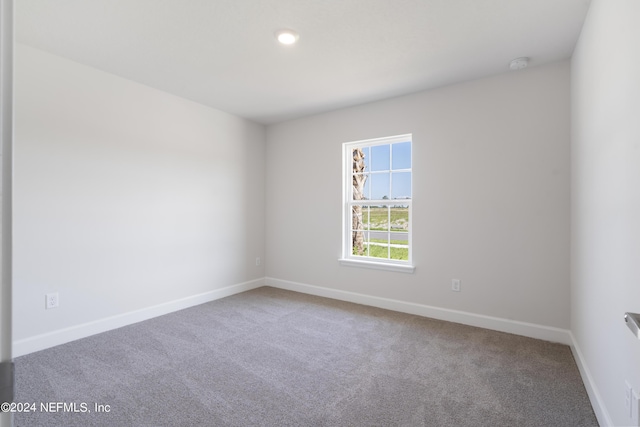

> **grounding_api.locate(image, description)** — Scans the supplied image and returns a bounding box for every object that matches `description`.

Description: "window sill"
[338,258,415,274]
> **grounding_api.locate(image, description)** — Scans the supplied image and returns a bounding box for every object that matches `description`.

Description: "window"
[340,134,414,273]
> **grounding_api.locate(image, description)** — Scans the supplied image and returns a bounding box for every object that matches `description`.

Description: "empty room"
[0,0,639,426]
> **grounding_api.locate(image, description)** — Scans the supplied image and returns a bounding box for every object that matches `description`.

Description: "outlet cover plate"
[45,293,59,309]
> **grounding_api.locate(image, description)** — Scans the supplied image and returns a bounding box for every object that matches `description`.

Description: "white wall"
[266,61,571,331]
[13,44,265,353]
[571,0,640,425]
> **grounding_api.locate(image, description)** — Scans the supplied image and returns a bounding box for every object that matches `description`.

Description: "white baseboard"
[569,332,613,427]
[13,278,265,357]
[265,277,572,345]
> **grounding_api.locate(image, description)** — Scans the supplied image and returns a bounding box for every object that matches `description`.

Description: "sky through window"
[359,141,411,200]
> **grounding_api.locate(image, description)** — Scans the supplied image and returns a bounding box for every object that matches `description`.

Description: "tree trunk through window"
[352,148,367,255]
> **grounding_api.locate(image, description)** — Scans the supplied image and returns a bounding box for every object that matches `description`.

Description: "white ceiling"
[15,0,591,124]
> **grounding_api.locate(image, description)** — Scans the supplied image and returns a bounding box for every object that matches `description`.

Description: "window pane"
[360,146,370,170]
[361,205,371,230]
[362,176,370,200]
[351,205,371,257]
[370,173,390,200]
[390,205,409,232]
[392,232,409,246]
[371,144,390,171]
[390,245,408,260]
[369,242,390,259]
[368,205,389,232]
[368,217,390,260]
[369,229,389,245]
[392,142,411,170]
[389,203,408,261]
[352,173,367,200]
[352,147,366,169]
[352,229,369,257]
[391,172,411,199]
[351,205,368,231]
[352,147,368,201]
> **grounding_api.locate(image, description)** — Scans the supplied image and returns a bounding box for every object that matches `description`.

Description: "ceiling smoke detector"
[509,57,529,70]
[275,29,299,45]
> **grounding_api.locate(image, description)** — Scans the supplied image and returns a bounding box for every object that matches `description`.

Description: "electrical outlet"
[451,279,461,292]
[45,292,59,309]
[255,257,261,266]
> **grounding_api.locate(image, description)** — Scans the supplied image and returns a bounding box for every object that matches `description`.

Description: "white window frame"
[339,134,415,273]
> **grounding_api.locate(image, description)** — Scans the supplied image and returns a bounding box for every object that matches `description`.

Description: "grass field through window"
[363,206,409,231]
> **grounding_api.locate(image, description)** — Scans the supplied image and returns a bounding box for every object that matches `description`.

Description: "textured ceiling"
[15,0,591,124]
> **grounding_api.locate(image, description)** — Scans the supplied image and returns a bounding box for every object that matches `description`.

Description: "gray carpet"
[13,287,597,426]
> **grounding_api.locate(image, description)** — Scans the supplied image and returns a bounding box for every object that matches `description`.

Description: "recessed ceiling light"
[509,57,529,70]
[275,29,299,45]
